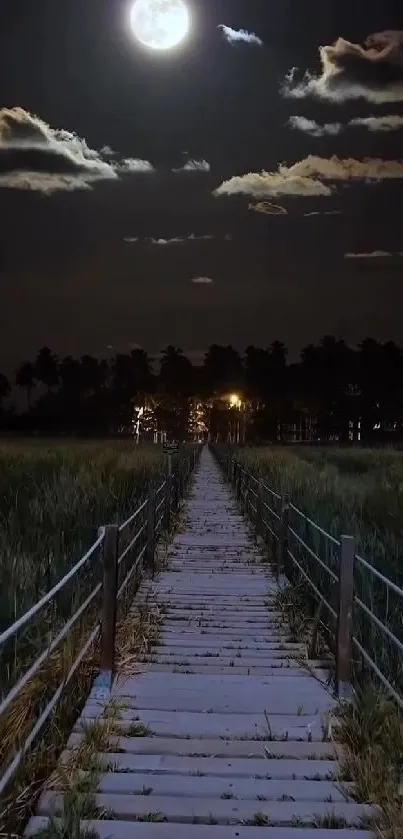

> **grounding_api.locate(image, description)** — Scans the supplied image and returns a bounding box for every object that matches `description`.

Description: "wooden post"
[278,493,290,577]
[336,535,355,699]
[146,487,156,576]
[164,455,172,531]
[236,468,242,502]
[256,479,264,542]
[99,524,119,687]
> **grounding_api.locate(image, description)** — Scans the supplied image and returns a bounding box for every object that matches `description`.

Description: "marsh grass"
[232,445,403,697]
[336,685,403,839]
[0,441,171,833]
[275,582,403,839]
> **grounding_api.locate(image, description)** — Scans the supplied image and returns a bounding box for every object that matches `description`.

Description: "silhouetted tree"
[7,334,403,442]
[15,361,36,410]
[0,373,10,407]
[35,347,59,392]
[203,345,243,394]
[159,346,193,397]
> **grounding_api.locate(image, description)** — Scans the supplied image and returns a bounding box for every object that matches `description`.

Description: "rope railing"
[0,443,202,800]
[213,446,403,709]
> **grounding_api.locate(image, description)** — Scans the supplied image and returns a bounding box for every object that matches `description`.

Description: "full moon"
[130,0,190,51]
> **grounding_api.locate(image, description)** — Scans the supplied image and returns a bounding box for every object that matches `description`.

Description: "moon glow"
[130,0,190,51]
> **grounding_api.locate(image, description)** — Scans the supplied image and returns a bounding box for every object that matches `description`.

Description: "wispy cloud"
[124,234,218,245]
[344,250,393,258]
[172,159,210,173]
[349,115,403,132]
[148,234,214,245]
[0,107,154,193]
[288,116,342,136]
[191,276,214,284]
[304,210,342,216]
[218,24,263,46]
[249,201,288,215]
[283,30,403,104]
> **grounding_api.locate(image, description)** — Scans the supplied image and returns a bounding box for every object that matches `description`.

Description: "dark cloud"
[349,115,403,132]
[214,155,403,202]
[283,30,403,104]
[249,201,288,215]
[0,107,155,193]
[345,250,395,258]
[214,161,332,199]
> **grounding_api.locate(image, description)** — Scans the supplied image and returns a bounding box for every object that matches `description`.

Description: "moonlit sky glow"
[130,0,190,51]
[0,0,402,367]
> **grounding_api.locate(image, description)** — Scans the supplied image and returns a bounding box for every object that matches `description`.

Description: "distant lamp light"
[229,393,241,408]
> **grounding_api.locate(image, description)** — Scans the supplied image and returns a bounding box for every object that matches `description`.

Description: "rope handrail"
[119,498,148,534]
[0,623,100,797]
[0,529,105,649]
[286,548,337,620]
[0,581,102,720]
[354,595,403,656]
[288,524,339,583]
[355,552,403,599]
[289,503,341,547]
[352,636,403,712]
[117,523,147,568]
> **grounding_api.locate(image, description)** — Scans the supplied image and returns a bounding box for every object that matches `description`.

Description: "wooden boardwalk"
[27,447,373,838]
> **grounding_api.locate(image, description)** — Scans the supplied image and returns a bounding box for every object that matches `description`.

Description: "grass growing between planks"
[33,700,122,839]
[275,581,403,839]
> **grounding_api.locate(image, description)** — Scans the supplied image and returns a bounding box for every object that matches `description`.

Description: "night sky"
[0,0,402,369]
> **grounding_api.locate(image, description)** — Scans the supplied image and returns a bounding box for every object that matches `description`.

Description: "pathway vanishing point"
[26,447,373,838]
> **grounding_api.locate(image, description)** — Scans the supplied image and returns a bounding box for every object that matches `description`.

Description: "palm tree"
[0,373,10,409]
[159,346,193,397]
[15,361,36,410]
[35,346,59,392]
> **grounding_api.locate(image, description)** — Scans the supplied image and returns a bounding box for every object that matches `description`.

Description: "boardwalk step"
[37,793,372,826]
[66,735,339,760]
[131,663,331,678]
[26,817,373,838]
[65,753,340,779]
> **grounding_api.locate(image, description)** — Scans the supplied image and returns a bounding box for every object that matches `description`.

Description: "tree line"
[0,337,402,441]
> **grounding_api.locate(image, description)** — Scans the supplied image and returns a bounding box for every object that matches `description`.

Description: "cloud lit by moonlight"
[130,0,190,51]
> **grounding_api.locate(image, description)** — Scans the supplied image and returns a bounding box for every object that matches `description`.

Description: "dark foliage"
[0,337,402,442]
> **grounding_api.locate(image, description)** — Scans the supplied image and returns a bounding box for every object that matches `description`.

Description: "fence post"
[255,480,263,543]
[146,487,156,576]
[278,493,290,578]
[164,456,173,531]
[236,468,242,502]
[336,535,355,699]
[99,524,119,689]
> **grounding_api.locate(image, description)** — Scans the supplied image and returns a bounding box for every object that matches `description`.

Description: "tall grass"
[229,445,403,698]
[0,440,165,829]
